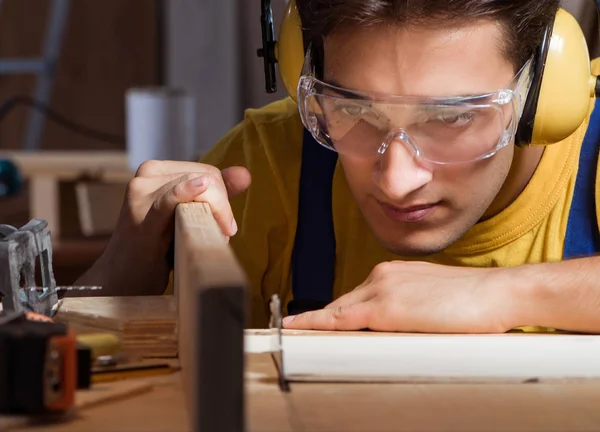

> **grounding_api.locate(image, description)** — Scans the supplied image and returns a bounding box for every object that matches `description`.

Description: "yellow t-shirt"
[189,91,599,329]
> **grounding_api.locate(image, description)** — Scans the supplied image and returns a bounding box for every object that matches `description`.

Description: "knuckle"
[372,261,394,277]
[149,195,164,214]
[205,171,224,189]
[203,164,222,177]
[135,160,161,177]
[126,177,147,199]
[180,172,200,184]
[332,306,345,321]
[172,177,197,200]
[171,180,187,199]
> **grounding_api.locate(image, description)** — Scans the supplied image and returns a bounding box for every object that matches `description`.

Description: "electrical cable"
[0,96,125,145]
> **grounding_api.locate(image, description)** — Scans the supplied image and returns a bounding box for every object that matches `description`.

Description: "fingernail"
[231,218,238,235]
[191,176,206,188]
[282,316,295,326]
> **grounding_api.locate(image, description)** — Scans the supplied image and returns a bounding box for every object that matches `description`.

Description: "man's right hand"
[76,160,251,296]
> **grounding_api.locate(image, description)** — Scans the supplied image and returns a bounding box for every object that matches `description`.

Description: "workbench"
[5,201,600,432]
[7,341,600,432]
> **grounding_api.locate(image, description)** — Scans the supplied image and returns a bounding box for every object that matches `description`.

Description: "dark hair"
[296,0,561,70]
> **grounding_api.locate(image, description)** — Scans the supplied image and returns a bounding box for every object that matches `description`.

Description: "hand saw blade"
[269,294,290,392]
[21,286,102,300]
[55,286,103,299]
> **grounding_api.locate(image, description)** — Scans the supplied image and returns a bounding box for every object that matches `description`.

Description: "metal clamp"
[0,219,59,317]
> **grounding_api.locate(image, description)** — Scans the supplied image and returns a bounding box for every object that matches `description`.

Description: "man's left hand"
[282,261,518,333]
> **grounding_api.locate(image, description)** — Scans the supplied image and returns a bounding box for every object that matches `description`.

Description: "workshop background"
[0,0,596,284]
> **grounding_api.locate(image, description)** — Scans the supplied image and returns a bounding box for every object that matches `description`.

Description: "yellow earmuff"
[270,2,599,146]
[275,0,305,101]
[519,8,597,146]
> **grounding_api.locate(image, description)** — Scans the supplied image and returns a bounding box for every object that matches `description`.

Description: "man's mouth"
[378,200,440,223]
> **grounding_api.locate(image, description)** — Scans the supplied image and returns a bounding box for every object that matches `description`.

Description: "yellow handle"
[77,333,121,359]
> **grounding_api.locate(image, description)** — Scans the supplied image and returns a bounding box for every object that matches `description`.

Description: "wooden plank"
[276,382,600,432]
[244,345,600,432]
[245,353,296,432]
[174,202,247,432]
[55,296,177,358]
[245,331,600,384]
[0,151,131,182]
[10,355,600,432]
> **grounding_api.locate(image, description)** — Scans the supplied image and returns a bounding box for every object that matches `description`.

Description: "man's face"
[322,21,517,256]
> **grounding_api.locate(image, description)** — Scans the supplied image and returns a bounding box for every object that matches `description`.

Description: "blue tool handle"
[0,159,22,197]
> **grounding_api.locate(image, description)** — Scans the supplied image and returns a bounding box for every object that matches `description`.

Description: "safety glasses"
[297,47,534,165]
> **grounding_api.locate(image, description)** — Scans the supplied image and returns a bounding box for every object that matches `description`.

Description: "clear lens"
[297,51,534,165]
[301,89,510,164]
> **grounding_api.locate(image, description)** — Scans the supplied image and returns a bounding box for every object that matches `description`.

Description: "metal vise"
[0,219,58,317]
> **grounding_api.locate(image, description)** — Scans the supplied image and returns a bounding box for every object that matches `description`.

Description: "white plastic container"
[126,88,196,172]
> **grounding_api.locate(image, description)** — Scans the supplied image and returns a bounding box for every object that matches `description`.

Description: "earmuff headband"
[515,24,554,146]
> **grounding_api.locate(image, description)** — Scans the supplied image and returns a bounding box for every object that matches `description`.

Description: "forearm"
[505,257,600,333]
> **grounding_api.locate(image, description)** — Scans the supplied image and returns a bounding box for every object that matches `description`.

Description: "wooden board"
[245,351,600,432]
[11,355,600,432]
[174,202,248,432]
[245,331,600,384]
[0,151,131,182]
[55,296,177,358]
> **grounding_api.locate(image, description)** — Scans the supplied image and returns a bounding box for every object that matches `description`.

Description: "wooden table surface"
[8,353,600,432]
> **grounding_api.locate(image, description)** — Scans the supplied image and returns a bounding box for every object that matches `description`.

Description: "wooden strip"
[0,151,131,181]
[245,332,600,384]
[174,202,247,432]
[55,296,177,358]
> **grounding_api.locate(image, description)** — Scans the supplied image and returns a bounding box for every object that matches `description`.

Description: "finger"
[324,287,375,310]
[136,160,222,177]
[142,173,211,231]
[137,171,238,237]
[130,172,205,194]
[282,302,373,331]
[192,174,238,236]
[221,166,251,198]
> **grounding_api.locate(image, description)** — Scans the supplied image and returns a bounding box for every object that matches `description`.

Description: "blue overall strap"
[564,99,600,259]
[288,128,339,315]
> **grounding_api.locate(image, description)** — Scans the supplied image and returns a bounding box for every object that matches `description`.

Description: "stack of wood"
[55,295,177,358]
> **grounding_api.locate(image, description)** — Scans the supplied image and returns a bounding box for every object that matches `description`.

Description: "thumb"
[221,166,251,198]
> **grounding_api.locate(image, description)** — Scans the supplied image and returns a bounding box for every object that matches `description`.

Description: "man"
[77,0,600,334]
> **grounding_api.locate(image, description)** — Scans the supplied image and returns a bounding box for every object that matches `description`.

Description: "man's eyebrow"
[323,78,493,101]
[322,78,371,100]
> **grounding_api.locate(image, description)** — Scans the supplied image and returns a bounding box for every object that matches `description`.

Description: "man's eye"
[338,105,367,117]
[436,112,475,126]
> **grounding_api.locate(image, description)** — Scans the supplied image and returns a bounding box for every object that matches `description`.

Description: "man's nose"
[374,137,433,200]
